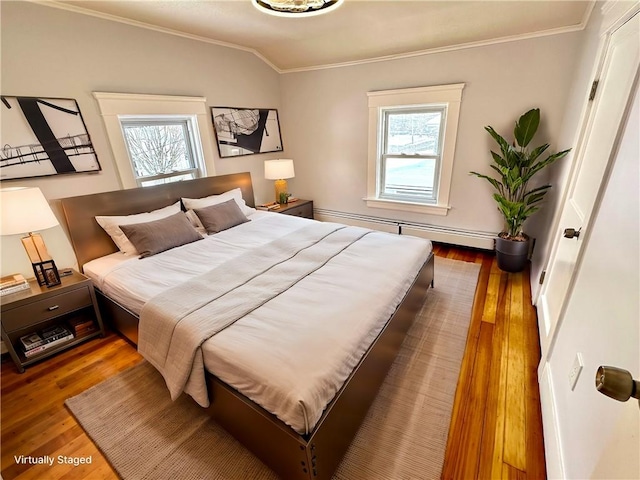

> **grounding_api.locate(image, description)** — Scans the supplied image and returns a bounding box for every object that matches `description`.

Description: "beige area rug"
[65,257,480,480]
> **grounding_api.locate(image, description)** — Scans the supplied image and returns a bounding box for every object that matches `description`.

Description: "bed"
[60,172,434,480]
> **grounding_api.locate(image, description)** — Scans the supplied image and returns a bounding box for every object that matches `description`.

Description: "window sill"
[363,197,450,216]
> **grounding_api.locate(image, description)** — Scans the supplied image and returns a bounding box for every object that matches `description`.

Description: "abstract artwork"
[0,96,101,181]
[211,107,283,158]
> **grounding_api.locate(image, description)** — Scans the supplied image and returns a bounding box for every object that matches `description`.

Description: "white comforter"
[84,212,432,434]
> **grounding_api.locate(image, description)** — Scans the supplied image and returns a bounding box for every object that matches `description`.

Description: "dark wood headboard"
[60,172,255,271]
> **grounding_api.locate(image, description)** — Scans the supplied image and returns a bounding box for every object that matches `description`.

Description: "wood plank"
[503,271,527,471]
[482,268,503,324]
[443,321,495,479]
[503,462,528,480]
[442,254,492,478]
[490,272,511,480]
[478,270,510,479]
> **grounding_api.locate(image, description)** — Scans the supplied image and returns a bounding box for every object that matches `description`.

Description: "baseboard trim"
[539,362,566,479]
[314,208,496,249]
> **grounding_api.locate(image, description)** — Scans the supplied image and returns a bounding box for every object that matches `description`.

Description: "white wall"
[530,5,606,300]
[279,33,583,244]
[0,1,282,277]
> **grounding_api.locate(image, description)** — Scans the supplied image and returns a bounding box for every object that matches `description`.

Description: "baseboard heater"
[314,208,495,250]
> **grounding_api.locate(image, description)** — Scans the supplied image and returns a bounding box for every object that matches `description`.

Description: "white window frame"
[366,84,464,216]
[120,115,203,187]
[93,92,216,189]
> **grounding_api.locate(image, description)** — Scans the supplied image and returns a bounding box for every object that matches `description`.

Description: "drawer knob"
[47,305,60,311]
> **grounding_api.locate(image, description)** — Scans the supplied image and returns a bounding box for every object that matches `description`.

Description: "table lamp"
[265,159,295,203]
[0,187,61,287]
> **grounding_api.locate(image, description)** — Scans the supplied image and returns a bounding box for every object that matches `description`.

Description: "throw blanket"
[138,222,371,407]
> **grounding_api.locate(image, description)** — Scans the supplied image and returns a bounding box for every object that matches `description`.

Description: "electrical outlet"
[568,352,584,391]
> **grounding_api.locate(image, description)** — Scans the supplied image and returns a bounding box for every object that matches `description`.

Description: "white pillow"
[95,201,181,254]
[184,210,207,236]
[182,188,255,217]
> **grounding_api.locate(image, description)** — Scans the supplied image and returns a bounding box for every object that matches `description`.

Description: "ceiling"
[48,1,593,72]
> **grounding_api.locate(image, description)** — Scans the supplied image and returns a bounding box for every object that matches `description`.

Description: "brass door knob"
[563,227,581,239]
[595,366,640,403]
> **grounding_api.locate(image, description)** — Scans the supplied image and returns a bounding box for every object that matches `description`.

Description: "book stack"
[256,202,281,211]
[19,325,74,357]
[68,317,96,336]
[0,274,30,296]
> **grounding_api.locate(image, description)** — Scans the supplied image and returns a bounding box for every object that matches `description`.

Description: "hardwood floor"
[0,244,545,480]
[435,243,546,480]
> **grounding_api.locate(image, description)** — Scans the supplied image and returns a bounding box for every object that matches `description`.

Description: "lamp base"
[274,179,288,204]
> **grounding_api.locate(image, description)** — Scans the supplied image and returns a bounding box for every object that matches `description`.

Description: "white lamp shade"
[0,187,59,236]
[265,159,295,180]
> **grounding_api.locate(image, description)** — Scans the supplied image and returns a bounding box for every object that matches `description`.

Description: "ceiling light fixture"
[252,0,344,17]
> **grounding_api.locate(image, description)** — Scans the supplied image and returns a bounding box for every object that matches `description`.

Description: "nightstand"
[1,270,105,373]
[274,199,314,219]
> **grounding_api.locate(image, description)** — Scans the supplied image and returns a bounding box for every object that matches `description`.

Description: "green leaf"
[485,126,511,157]
[523,185,551,198]
[523,149,571,183]
[470,171,503,193]
[489,165,508,182]
[514,108,540,148]
[525,192,547,205]
[525,143,550,166]
[523,186,550,206]
[491,151,508,167]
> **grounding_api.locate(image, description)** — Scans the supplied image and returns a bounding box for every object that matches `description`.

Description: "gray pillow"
[120,212,202,258]
[193,199,250,234]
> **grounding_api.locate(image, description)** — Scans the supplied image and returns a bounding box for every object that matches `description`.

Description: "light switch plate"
[569,352,584,391]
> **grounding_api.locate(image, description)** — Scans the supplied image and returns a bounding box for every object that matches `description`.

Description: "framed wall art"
[211,107,283,158]
[0,96,101,181]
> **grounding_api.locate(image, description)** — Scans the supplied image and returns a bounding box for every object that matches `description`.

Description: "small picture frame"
[33,260,61,288]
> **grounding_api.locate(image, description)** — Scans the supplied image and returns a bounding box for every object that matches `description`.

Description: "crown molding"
[30,0,594,75]
[281,20,593,73]
[29,0,283,73]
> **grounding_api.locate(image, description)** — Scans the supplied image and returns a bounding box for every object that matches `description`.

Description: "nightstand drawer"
[282,202,313,219]
[2,286,92,332]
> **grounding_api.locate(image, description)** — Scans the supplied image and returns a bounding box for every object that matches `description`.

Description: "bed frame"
[60,172,434,480]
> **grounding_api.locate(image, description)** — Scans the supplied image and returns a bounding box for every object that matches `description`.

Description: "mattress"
[84,211,432,434]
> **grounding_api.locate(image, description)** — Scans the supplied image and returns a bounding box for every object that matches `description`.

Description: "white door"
[543,80,639,480]
[536,12,639,362]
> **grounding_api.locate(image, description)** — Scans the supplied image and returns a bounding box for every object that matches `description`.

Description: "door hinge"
[539,270,546,285]
[589,80,599,101]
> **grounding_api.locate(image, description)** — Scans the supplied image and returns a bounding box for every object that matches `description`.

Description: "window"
[380,107,445,203]
[367,84,464,216]
[121,118,201,187]
[94,93,215,189]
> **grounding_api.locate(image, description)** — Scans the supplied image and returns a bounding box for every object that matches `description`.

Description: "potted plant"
[471,108,571,272]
